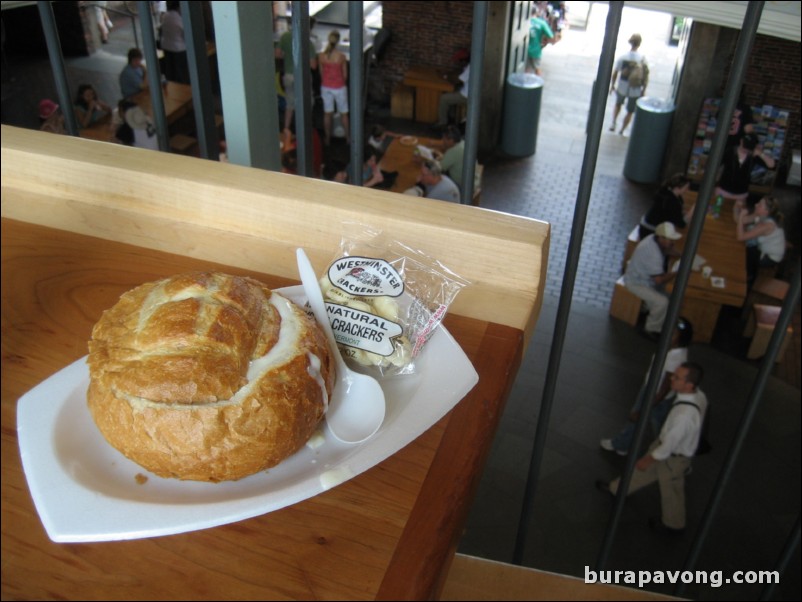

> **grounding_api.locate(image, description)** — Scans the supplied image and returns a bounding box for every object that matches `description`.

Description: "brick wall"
[721,34,801,172]
[373,1,475,98]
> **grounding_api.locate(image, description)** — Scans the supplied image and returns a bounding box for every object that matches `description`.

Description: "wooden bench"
[742,276,790,320]
[743,303,793,362]
[169,134,197,155]
[391,83,414,120]
[609,275,642,326]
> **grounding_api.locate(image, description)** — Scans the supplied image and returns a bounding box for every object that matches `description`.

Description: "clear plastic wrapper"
[318,225,469,377]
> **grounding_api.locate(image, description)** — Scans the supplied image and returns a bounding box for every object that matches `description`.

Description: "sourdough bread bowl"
[87,272,335,482]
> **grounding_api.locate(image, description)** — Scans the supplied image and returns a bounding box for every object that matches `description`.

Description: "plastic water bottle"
[713,195,723,219]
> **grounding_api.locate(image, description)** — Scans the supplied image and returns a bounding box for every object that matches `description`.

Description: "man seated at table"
[412,159,460,204]
[434,55,470,130]
[438,125,481,197]
[623,222,681,341]
[120,48,148,99]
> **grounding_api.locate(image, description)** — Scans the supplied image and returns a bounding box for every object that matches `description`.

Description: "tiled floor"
[1,4,799,601]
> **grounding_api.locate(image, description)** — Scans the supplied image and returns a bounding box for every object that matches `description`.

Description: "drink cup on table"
[702,265,713,279]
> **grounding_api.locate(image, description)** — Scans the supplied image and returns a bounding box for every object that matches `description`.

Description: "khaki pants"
[609,442,690,530]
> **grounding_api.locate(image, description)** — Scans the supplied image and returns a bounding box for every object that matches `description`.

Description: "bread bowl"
[87,272,335,482]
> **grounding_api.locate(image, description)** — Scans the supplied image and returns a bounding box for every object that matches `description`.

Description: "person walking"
[609,33,648,135]
[600,317,694,456]
[597,362,708,534]
[526,11,554,75]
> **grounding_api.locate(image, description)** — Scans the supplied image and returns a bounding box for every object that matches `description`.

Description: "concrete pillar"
[211,2,281,170]
[662,22,736,179]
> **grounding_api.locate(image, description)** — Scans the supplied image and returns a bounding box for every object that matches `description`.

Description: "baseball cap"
[39,99,59,120]
[655,222,682,240]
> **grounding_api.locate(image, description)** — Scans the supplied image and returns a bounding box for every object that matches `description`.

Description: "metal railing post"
[513,0,623,566]
[36,1,79,136]
[291,1,313,177]
[461,1,488,204]
[182,0,218,160]
[348,2,364,185]
[137,0,168,151]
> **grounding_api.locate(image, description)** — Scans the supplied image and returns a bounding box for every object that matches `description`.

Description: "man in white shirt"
[624,222,681,340]
[435,63,470,128]
[598,362,708,534]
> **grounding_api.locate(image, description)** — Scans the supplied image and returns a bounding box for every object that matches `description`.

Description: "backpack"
[622,59,647,89]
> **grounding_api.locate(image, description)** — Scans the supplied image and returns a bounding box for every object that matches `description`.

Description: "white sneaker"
[600,439,627,456]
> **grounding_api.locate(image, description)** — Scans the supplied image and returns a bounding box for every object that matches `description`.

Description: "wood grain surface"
[667,193,748,342]
[1,219,523,600]
[1,125,549,342]
[2,126,546,599]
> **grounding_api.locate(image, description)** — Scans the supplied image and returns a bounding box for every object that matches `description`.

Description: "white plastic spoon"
[296,248,386,444]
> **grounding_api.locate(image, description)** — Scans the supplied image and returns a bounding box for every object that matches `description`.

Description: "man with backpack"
[609,33,649,135]
[596,362,708,535]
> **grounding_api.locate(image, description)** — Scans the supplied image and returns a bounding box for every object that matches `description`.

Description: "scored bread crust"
[87,272,335,482]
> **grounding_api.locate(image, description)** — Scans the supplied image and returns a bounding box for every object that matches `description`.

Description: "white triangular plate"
[17,286,478,542]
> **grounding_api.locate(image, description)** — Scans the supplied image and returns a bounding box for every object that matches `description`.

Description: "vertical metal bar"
[36,1,79,136]
[671,4,768,592]
[138,0,169,151]
[182,0,218,160]
[512,1,624,566]
[348,2,364,186]
[760,515,801,601]
[598,2,767,576]
[461,2,487,204]
[676,269,800,597]
[291,1,313,177]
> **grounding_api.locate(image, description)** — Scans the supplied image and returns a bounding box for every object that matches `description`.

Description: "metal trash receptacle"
[501,73,544,157]
[624,97,675,183]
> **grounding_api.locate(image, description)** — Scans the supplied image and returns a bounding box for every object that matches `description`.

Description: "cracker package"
[318,226,469,377]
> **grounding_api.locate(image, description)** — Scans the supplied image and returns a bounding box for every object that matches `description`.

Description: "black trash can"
[501,73,544,157]
[624,97,675,183]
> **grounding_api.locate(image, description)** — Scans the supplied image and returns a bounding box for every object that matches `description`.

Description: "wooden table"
[380,135,443,194]
[1,125,549,600]
[669,192,748,342]
[80,81,193,143]
[402,66,455,123]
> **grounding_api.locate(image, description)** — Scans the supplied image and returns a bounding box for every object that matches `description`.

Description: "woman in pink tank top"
[318,30,350,145]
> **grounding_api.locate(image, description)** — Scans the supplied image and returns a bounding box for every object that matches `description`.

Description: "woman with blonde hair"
[318,30,349,145]
[735,195,785,288]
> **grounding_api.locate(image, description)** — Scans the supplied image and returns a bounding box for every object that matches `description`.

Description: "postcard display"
[687,98,788,192]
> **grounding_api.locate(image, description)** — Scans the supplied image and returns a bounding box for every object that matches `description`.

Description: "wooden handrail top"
[2,125,549,344]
